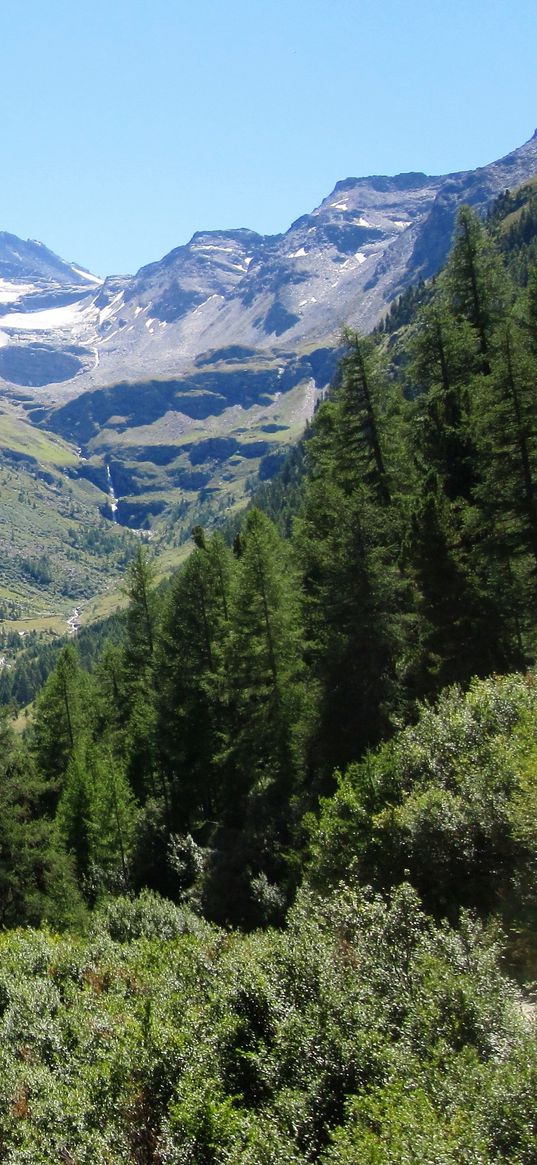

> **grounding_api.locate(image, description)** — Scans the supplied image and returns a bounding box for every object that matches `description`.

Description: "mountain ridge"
[0,131,536,551]
[0,132,536,405]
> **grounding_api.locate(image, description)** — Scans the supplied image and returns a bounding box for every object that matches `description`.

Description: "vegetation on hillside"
[0,189,537,1158]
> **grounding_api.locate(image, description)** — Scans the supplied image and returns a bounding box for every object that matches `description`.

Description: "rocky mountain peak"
[0,132,536,402]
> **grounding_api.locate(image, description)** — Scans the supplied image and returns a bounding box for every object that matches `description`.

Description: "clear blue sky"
[2,0,536,276]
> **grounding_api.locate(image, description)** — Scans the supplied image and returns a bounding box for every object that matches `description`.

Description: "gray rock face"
[0,132,537,405]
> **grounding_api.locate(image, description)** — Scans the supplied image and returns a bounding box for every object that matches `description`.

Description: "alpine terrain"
[2,131,537,621]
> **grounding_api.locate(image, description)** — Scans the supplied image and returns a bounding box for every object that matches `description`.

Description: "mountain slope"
[1,132,537,406]
[1,131,537,621]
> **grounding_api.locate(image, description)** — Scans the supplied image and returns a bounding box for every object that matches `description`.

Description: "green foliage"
[221,509,305,806]
[0,710,84,930]
[1,183,537,1160]
[202,510,307,926]
[295,332,413,780]
[309,672,537,941]
[0,864,530,1161]
[157,531,234,832]
[90,887,205,942]
[32,644,90,800]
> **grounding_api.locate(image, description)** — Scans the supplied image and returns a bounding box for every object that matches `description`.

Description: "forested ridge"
[0,192,537,1160]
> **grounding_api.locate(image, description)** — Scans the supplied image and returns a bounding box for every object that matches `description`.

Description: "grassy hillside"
[0,398,139,631]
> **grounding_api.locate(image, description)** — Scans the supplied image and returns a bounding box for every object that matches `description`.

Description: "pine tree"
[407,299,479,501]
[32,644,89,806]
[156,531,234,831]
[445,204,508,373]
[204,510,306,925]
[333,331,391,503]
[87,745,138,890]
[471,316,537,654]
[121,547,160,802]
[57,742,138,897]
[405,235,516,687]
[220,509,305,812]
[525,262,537,357]
[56,749,92,883]
[123,546,158,683]
[295,335,411,780]
[0,709,83,928]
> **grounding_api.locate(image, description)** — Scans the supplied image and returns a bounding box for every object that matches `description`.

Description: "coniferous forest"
[1,192,537,1160]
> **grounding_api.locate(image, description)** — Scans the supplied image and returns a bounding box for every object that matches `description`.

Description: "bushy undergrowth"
[0,884,533,1162]
[309,673,537,966]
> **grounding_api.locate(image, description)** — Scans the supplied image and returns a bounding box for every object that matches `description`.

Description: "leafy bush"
[309,674,537,942]
[90,888,205,942]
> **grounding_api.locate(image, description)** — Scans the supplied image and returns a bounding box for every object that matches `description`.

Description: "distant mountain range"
[1,130,537,533]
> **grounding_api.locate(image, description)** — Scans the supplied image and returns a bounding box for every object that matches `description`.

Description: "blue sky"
[2,0,536,275]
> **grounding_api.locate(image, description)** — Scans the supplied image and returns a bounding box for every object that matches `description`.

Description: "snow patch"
[354,252,366,265]
[332,200,349,211]
[99,291,124,325]
[355,216,370,227]
[0,280,36,304]
[71,266,102,285]
[193,295,219,315]
[287,247,307,259]
[0,302,85,330]
[194,244,235,253]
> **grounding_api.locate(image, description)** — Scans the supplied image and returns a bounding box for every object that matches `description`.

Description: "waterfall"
[106,463,119,521]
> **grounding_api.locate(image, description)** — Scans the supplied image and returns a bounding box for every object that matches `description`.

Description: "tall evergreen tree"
[57,741,138,897]
[0,709,83,928]
[445,204,508,373]
[123,546,158,683]
[295,333,412,780]
[405,225,516,687]
[471,316,537,654]
[333,330,391,503]
[32,644,89,807]
[220,509,305,813]
[156,531,234,831]
[121,547,160,802]
[204,510,307,925]
[407,299,479,500]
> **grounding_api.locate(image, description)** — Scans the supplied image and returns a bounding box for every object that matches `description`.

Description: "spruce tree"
[0,709,83,928]
[295,334,411,780]
[405,234,515,687]
[445,204,508,373]
[123,546,158,683]
[471,316,537,655]
[220,509,305,813]
[122,547,160,803]
[156,531,234,832]
[203,510,307,925]
[32,644,89,806]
